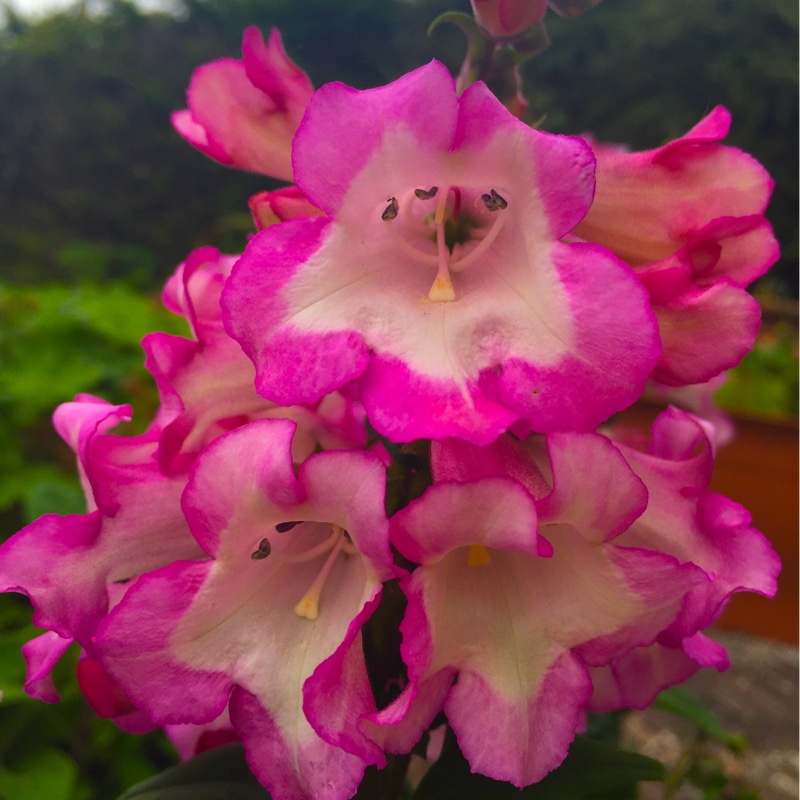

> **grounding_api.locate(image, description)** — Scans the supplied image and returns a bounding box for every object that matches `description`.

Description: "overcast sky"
[4,0,173,18]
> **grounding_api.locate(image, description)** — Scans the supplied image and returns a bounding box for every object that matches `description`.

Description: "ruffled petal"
[225,62,660,441]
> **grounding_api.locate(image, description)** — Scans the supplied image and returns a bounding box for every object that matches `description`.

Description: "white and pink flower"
[365,407,778,787]
[147,246,366,473]
[577,107,779,386]
[224,61,660,444]
[172,27,314,181]
[96,419,394,800]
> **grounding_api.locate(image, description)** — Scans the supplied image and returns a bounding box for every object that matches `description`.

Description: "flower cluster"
[0,20,781,800]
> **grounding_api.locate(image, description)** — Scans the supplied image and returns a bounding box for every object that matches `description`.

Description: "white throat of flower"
[382,184,510,303]
[251,522,358,621]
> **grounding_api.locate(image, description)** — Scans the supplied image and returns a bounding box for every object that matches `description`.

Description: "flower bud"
[470,0,548,38]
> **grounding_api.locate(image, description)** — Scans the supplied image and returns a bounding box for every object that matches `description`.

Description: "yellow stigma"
[294,591,320,621]
[428,275,456,303]
[428,187,457,303]
[467,544,491,567]
[293,527,346,621]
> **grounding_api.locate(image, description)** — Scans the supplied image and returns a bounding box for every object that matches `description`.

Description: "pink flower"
[470,0,601,37]
[224,61,660,444]
[249,186,325,231]
[367,407,778,786]
[547,0,602,18]
[149,247,366,473]
[471,0,548,38]
[0,397,201,651]
[172,27,314,182]
[576,108,779,386]
[367,430,702,786]
[96,419,394,800]
[588,407,780,709]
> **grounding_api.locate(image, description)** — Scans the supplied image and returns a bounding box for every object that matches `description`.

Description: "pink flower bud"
[248,186,324,231]
[172,28,314,182]
[470,0,548,38]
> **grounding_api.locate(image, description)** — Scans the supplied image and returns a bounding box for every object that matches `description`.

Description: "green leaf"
[413,731,665,800]
[0,623,37,704]
[116,744,271,800]
[0,748,78,800]
[22,478,85,522]
[656,687,747,751]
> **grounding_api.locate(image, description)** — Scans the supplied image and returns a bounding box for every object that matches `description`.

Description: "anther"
[275,521,300,533]
[414,186,438,201]
[381,197,399,221]
[250,537,272,560]
[481,189,508,212]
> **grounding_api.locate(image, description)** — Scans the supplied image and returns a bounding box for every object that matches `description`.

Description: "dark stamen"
[414,186,438,201]
[382,197,399,221]
[481,189,508,211]
[251,537,272,560]
[275,521,300,533]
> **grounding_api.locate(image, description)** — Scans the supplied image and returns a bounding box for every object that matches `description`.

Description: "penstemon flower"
[471,0,548,38]
[365,409,778,786]
[172,27,314,181]
[96,419,394,800]
[224,60,660,444]
[576,108,779,386]
[0,396,201,658]
[470,0,601,40]
[146,246,367,473]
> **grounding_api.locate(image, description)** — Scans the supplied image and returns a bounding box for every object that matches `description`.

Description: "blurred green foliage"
[0,279,188,529]
[716,319,799,419]
[0,594,177,800]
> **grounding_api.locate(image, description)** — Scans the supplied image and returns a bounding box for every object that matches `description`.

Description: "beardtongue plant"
[0,2,782,799]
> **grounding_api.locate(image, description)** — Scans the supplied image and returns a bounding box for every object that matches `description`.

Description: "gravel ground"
[624,630,798,800]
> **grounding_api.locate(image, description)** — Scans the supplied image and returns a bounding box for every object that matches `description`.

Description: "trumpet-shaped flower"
[0,397,201,649]
[148,247,366,473]
[368,431,702,786]
[576,108,778,385]
[586,407,780,709]
[0,397,203,710]
[224,61,660,443]
[96,419,394,800]
[369,407,779,786]
[471,0,600,37]
[172,27,314,181]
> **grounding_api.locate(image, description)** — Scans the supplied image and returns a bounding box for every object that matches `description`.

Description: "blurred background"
[0,0,796,797]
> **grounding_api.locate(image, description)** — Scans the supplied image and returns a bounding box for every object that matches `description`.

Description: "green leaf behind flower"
[413,731,665,799]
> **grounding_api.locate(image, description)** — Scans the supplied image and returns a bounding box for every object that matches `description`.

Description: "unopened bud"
[470,0,548,39]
